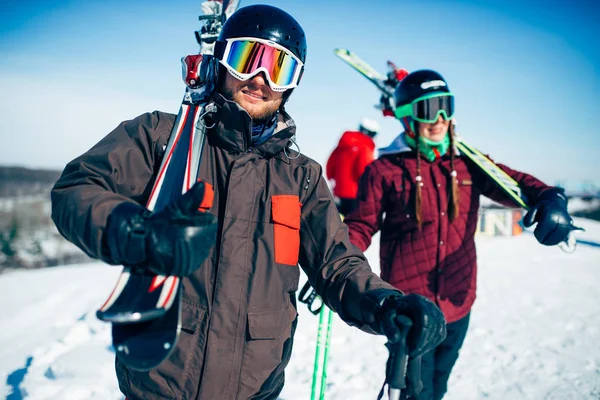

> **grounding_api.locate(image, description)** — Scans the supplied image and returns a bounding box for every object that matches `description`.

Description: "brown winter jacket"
[51,93,398,400]
[344,133,551,324]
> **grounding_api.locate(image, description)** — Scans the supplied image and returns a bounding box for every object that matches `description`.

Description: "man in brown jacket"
[51,5,446,400]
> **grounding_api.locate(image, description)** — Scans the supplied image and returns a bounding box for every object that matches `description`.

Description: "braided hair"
[406,120,459,230]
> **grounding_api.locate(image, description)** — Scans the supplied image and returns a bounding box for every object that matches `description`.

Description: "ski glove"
[523,187,573,246]
[362,289,447,357]
[104,181,218,276]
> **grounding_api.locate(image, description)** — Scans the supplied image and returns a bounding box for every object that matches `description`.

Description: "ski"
[334,48,408,115]
[333,48,394,97]
[96,1,239,371]
[96,94,211,370]
[454,139,528,209]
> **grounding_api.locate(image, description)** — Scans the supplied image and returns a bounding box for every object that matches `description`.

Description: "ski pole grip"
[387,315,412,400]
[406,356,423,395]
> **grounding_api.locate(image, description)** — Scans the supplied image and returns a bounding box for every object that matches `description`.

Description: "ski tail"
[196,0,241,53]
[111,290,182,371]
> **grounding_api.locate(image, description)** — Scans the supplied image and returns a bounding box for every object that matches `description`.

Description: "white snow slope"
[1,218,599,400]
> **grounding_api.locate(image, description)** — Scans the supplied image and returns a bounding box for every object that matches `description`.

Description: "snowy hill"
[1,218,599,400]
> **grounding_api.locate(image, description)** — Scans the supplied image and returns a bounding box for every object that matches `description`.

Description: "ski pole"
[319,307,334,399]
[301,281,334,399]
[387,316,412,400]
[311,305,327,400]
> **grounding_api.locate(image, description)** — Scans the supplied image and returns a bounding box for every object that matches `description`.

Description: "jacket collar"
[379,131,460,159]
[205,92,297,159]
[378,132,413,157]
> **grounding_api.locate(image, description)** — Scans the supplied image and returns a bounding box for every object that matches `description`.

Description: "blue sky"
[1,0,598,187]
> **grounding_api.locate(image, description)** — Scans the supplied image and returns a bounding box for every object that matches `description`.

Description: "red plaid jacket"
[344,140,550,323]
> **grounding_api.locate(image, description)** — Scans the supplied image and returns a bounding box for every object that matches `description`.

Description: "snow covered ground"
[1,218,599,400]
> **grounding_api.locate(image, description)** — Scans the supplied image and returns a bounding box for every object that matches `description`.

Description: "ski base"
[113,290,182,371]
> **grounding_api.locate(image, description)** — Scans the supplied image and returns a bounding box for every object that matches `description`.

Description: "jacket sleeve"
[51,111,174,261]
[344,162,385,252]
[298,164,398,332]
[474,155,553,208]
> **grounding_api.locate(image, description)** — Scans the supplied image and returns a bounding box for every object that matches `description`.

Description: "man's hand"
[105,181,218,276]
[362,289,447,357]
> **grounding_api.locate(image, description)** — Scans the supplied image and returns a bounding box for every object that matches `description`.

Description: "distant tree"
[30,236,43,256]
[0,216,18,259]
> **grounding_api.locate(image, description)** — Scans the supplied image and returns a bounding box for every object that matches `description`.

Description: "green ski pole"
[311,305,327,399]
[319,307,334,399]
[300,281,335,399]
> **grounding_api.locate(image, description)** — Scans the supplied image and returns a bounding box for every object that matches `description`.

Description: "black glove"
[105,181,218,276]
[523,188,573,246]
[362,289,447,357]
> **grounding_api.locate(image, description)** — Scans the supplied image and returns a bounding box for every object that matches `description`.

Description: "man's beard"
[220,83,282,124]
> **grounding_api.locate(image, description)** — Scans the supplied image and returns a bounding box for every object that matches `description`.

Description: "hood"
[205,92,297,158]
[337,131,375,150]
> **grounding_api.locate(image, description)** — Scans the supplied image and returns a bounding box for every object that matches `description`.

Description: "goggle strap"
[213,41,226,59]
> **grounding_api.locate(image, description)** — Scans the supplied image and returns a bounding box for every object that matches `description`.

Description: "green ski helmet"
[393,69,454,132]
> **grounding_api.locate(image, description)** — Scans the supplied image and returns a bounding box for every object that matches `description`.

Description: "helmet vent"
[285,35,291,40]
[257,24,262,31]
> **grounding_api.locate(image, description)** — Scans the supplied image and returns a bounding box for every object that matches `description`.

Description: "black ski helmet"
[213,4,306,106]
[215,4,307,64]
[394,69,450,107]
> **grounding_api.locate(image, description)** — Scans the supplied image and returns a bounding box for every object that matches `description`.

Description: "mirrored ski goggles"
[216,37,304,92]
[394,92,455,123]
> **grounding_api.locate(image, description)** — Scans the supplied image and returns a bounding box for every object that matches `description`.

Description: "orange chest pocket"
[271,195,302,265]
